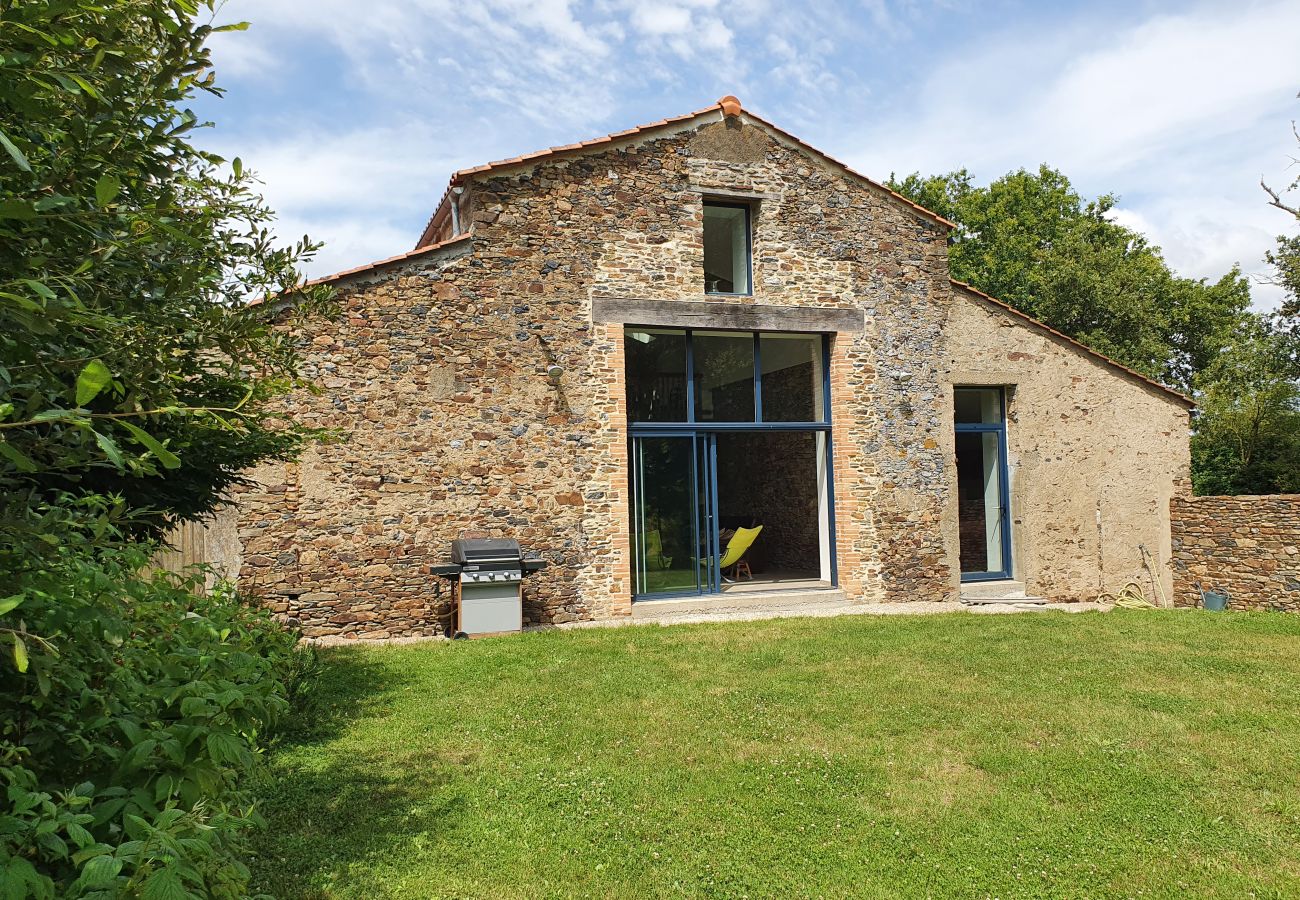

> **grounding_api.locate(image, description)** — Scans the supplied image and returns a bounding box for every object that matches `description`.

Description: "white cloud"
[632,3,693,35]
[845,0,1300,311]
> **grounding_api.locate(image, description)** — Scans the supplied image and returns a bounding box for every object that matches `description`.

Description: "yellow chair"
[719,525,762,582]
[644,528,672,570]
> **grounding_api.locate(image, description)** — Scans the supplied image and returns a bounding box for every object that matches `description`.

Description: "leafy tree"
[1262,117,1300,333]
[889,165,1251,393]
[1190,317,1300,495]
[1,1,327,895]
[0,0,330,557]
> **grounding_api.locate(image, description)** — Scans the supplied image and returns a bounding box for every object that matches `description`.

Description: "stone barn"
[235,96,1193,638]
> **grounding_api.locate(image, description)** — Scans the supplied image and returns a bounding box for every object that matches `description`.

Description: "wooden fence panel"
[150,507,241,589]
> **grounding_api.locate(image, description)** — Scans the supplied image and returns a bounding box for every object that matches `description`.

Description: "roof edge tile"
[247,233,473,308]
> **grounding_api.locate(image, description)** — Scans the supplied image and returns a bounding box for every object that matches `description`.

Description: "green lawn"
[251,611,1300,898]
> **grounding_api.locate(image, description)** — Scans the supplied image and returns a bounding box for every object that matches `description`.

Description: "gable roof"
[950,280,1195,409]
[414,95,955,248]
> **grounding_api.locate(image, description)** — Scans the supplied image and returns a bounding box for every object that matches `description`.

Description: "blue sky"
[196,0,1300,309]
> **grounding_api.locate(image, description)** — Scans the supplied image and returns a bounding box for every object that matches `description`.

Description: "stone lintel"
[687,183,782,202]
[591,297,863,333]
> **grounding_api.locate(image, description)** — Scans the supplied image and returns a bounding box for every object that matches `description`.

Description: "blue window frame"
[626,329,828,429]
[954,387,1012,582]
[626,328,837,599]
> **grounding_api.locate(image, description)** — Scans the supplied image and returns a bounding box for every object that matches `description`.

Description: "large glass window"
[703,203,751,295]
[624,328,828,424]
[759,333,823,422]
[625,329,687,422]
[693,331,755,422]
[626,328,837,600]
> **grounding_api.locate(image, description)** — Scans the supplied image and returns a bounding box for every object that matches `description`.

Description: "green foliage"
[889,165,1252,393]
[1262,115,1300,334]
[1190,318,1300,495]
[0,527,307,898]
[0,0,331,544]
[1268,233,1300,331]
[1,1,329,895]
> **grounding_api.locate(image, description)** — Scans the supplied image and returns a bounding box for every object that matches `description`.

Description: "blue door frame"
[954,390,1012,583]
[628,329,838,600]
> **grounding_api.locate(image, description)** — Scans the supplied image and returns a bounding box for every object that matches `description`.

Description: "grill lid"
[451,538,521,566]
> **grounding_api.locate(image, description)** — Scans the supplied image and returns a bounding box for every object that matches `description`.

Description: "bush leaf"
[0,440,38,472]
[11,634,28,673]
[76,359,113,406]
[78,854,123,889]
[93,430,124,468]
[0,126,31,172]
[0,595,22,617]
[119,420,181,469]
[94,174,120,207]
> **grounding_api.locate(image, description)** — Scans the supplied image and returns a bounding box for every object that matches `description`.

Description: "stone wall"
[942,285,1192,602]
[233,111,961,637]
[232,109,1191,637]
[1170,495,1300,611]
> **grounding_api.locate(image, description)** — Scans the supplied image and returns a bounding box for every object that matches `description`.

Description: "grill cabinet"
[441,538,545,637]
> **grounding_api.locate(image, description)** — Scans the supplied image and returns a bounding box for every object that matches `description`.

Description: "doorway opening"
[626,327,836,601]
[714,432,828,592]
[630,430,834,598]
[954,387,1011,581]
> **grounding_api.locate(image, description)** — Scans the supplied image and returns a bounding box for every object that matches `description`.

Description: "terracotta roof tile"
[247,233,473,307]
[951,279,1194,408]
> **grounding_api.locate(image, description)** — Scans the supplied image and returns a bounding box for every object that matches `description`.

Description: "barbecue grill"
[431,538,545,637]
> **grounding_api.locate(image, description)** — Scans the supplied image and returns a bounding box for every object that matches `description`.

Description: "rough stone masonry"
[1171,495,1300,611]
[232,100,1193,638]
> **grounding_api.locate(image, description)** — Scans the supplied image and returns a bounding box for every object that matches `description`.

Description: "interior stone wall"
[714,431,821,574]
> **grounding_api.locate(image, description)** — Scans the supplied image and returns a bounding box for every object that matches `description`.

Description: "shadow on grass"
[269,645,398,745]
[250,647,467,898]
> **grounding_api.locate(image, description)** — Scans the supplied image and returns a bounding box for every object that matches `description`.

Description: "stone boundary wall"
[1170,495,1300,611]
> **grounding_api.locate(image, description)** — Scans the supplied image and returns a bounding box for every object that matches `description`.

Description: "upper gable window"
[703,202,751,295]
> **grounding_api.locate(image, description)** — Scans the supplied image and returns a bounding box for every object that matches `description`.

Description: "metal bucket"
[1201,590,1229,612]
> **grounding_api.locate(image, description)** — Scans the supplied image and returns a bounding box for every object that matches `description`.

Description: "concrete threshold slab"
[541,598,1113,631]
[631,588,846,619]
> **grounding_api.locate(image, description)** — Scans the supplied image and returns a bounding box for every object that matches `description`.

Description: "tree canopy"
[1263,120,1300,335]
[1189,317,1300,494]
[1,2,327,895]
[890,163,1300,496]
[0,0,330,556]
[889,165,1252,394]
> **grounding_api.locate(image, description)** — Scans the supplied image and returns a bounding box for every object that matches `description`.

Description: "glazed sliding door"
[632,435,715,597]
[954,387,1011,581]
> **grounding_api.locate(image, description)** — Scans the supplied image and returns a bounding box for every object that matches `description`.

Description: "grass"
[251,610,1300,898]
